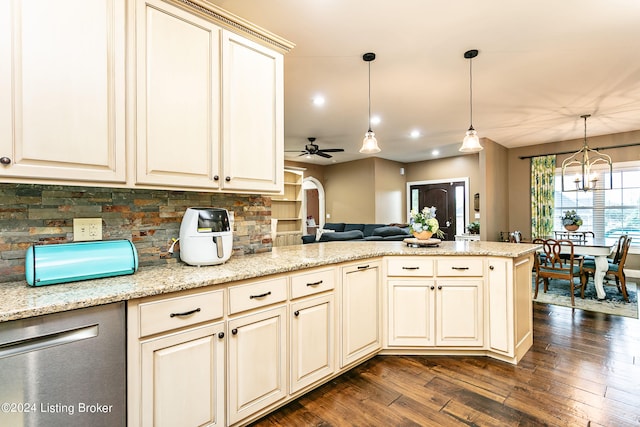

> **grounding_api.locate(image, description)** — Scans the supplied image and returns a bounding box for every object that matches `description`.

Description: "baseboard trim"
[626,268,640,279]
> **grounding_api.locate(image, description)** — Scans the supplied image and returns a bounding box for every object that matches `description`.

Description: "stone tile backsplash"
[0,184,273,283]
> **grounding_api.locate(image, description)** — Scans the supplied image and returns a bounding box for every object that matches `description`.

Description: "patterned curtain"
[531,155,556,238]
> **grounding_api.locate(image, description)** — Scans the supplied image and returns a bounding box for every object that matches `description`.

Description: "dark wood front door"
[410,181,466,241]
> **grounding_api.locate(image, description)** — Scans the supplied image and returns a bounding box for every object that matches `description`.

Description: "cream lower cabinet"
[290,294,335,393]
[128,289,226,427]
[226,275,288,425]
[227,305,287,425]
[386,257,483,347]
[340,261,382,368]
[486,255,534,362]
[0,0,126,183]
[140,323,225,427]
[435,278,484,346]
[289,266,336,393]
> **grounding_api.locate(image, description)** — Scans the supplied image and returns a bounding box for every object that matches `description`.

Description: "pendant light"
[360,52,381,154]
[561,114,613,192]
[459,49,483,152]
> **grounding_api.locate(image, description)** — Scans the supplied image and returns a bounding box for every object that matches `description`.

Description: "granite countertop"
[0,240,539,323]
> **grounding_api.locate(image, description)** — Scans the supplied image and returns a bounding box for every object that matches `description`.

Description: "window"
[554,161,640,246]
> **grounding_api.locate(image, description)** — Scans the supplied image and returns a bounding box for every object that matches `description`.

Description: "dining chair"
[581,236,632,302]
[534,238,585,306]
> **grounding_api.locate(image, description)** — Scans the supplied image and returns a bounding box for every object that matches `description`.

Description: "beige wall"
[373,158,406,224]
[480,139,509,241]
[324,158,376,223]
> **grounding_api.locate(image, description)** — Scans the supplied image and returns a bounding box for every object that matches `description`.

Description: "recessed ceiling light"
[410,130,420,138]
[312,96,325,106]
[370,115,381,126]
[431,149,440,156]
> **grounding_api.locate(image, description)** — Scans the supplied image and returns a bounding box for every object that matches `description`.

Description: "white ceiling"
[211,0,640,165]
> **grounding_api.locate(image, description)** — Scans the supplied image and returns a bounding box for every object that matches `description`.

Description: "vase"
[564,224,579,231]
[412,230,433,240]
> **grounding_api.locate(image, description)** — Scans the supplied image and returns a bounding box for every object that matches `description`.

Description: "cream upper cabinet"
[0,0,126,183]
[221,30,284,193]
[134,0,221,189]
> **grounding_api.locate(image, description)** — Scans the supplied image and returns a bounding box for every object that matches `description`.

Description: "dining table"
[559,239,614,300]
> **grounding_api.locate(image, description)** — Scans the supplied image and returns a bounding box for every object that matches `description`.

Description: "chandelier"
[561,114,612,192]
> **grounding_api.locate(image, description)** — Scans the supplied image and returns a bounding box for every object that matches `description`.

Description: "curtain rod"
[518,141,640,160]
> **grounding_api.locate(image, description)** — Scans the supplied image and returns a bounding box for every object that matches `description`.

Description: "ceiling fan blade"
[316,151,332,158]
[285,149,306,152]
[318,148,344,153]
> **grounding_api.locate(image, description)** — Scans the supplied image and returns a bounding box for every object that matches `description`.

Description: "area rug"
[532,278,638,319]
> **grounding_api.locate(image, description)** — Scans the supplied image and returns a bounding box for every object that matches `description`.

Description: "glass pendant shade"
[360,52,380,154]
[360,130,380,154]
[459,127,483,152]
[459,49,483,152]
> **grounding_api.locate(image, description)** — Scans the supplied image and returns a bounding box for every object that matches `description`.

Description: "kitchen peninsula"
[0,241,538,427]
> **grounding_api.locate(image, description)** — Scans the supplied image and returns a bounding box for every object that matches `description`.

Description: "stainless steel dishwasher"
[0,302,126,427]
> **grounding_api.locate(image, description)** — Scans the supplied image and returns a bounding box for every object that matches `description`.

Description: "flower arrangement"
[561,210,583,226]
[409,206,445,239]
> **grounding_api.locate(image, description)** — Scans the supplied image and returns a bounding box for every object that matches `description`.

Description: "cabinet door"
[135,0,221,188]
[436,279,484,347]
[221,30,283,192]
[290,294,335,393]
[387,279,435,346]
[341,262,381,367]
[0,0,125,183]
[227,306,287,425]
[487,258,512,355]
[140,322,225,427]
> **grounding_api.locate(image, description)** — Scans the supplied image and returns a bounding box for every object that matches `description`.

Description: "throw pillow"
[315,228,335,242]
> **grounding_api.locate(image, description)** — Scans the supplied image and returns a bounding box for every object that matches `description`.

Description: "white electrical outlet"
[73,218,103,241]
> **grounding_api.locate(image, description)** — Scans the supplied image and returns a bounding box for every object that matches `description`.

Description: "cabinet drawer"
[290,268,335,299]
[436,258,484,276]
[139,290,224,337]
[229,277,287,315]
[387,257,434,277]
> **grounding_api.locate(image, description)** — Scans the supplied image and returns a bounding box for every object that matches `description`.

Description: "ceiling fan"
[286,138,345,158]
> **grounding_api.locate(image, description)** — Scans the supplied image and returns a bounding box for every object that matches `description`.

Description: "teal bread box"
[25,240,139,286]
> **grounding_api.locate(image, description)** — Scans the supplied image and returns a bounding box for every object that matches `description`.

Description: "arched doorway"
[303,177,325,235]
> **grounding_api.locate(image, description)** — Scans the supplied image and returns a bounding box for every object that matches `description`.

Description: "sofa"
[302,222,411,244]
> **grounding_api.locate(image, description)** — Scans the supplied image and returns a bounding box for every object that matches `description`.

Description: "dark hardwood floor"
[250,302,640,426]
